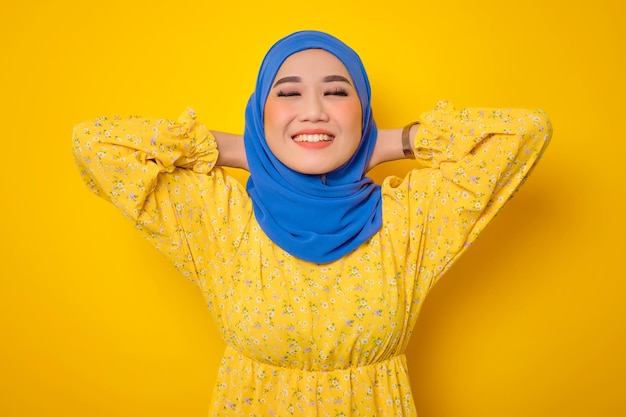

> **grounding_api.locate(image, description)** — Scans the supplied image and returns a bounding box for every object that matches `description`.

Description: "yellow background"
[1,0,624,416]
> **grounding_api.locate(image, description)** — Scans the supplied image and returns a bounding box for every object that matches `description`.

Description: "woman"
[73,30,552,416]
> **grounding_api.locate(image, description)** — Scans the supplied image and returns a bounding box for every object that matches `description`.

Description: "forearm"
[212,131,248,171]
[367,124,419,171]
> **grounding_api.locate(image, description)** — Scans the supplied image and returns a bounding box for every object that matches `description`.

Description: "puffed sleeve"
[382,100,552,291]
[72,108,253,284]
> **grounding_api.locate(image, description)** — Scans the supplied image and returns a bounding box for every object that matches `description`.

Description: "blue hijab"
[244,30,382,264]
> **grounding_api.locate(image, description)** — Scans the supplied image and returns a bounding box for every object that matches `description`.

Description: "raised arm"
[382,100,552,290]
[72,108,218,219]
[72,107,253,283]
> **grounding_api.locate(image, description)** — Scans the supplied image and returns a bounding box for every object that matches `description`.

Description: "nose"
[299,93,329,122]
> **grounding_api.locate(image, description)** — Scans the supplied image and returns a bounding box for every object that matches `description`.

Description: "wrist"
[402,122,420,159]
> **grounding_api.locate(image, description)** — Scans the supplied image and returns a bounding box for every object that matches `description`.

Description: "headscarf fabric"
[244,30,382,264]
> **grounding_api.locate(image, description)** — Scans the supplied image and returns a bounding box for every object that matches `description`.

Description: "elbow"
[72,120,97,162]
[536,110,552,139]
[527,109,553,153]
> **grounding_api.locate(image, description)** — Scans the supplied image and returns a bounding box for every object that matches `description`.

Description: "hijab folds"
[244,30,382,264]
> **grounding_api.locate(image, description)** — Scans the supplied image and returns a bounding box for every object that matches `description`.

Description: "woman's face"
[264,49,363,175]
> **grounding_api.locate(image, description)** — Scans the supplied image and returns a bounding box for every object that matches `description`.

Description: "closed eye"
[324,88,348,97]
[277,90,300,97]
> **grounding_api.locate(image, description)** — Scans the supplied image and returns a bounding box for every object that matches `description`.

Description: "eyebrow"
[272,75,353,88]
[323,75,352,85]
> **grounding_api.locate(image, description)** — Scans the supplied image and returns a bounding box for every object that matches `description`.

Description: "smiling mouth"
[292,133,334,143]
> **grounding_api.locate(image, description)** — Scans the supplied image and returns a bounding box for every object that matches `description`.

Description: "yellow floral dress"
[73,101,551,416]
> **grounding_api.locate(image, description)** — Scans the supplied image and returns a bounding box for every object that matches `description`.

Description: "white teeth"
[292,134,333,143]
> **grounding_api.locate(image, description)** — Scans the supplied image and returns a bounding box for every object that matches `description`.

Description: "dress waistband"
[211,346,417,416]
[224,344,408,374]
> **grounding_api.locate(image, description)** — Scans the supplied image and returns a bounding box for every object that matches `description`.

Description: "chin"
[291,167,330,175]
[282,159,340,175]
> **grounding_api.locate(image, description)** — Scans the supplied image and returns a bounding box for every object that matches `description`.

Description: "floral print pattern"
[73,101,551,416]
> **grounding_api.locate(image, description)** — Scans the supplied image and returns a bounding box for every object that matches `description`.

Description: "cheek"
[263,101,277,132]
[336,101,363,136]
[264,99,291,133]
[263,100,291,158]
